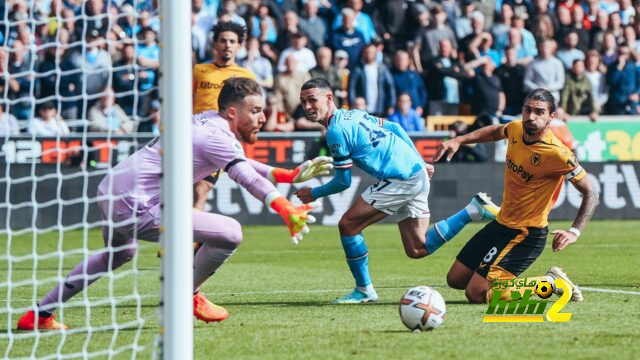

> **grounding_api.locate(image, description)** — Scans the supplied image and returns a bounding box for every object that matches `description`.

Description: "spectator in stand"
[376,0,410,54]
[114,43,142,117]
[467,31,502,66]
[215,0,246,28]
[491,2,514,49]
[623,25,640,62]
[8,39,32,120]
[585,50,609,110]
[88,88,135,133]
[512,16,539,60]
[191,12,208,64]
[251,4,278,45]
[504,27,537,64]
[274,55,315,130]
[557,31,586,69]
[530,14,556,43]
[28,101,70,136]
[391,50,427,115]
[388,93,425,132]
[570,5,590,52]
[453,0,477,40]
[276,10,303,52]
[348,43,396,117]
[609,12,623,39]
[523,38,565,102]
[410,6,432,73]
[606,44,639,115]
[459,11,486,62]
[465,57,505,116]
[147,99,161,135]
[330,7,366,70]
[555,6,573,42]
[353,96,367,111]
[559,59,598,121]
[136,27,160,80]
[277,32,317,73]
[309,47,343,103]
[528,0,560,37]
[0,101,20,136]
[413,5,457,69]
[497,46,527,115]
[590,9,609,51]
[619,0,635,25]
[333,50,351,108]
[263,94,294,132]
[427,39,463,116]
[239,37,274,91]
[331,0,377,44]
[80,30,112,111]
[119,4,141,39]
[299,0,326,51]
[600,31,618,66]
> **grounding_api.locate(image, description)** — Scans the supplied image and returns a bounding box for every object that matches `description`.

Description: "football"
[399,286,446,332]
[535,280,554,299]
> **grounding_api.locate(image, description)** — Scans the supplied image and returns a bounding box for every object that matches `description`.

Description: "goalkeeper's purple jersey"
[97,110,274,213]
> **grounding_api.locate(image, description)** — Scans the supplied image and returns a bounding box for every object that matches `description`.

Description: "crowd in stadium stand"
[1,0,639,136]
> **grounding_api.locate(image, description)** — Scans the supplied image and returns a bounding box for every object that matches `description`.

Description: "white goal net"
[0,1,173,358]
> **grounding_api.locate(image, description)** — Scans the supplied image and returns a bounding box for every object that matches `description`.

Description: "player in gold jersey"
[434,88,599,304]
[193,21,256,210]
[193,21,256,114]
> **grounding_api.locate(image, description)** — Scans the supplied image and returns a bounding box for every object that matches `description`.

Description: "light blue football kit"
[310,109,485,302]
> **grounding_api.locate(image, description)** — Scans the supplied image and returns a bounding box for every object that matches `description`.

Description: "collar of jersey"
[522,128,553,146]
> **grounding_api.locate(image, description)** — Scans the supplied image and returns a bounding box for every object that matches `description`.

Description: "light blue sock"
[425,209,472,254]
[341,233,371,287]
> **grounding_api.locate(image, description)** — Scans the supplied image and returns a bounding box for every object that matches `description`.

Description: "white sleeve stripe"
[335,163,353,169]
[565,165,584,180]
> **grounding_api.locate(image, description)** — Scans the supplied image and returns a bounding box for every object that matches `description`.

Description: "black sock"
[36,303,53,318]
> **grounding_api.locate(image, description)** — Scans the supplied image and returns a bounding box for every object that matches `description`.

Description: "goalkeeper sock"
[39,244,135,311]
[341,233,371,288]
[193,244,237,291]
[37,303,53,318]
[425,209,472,254]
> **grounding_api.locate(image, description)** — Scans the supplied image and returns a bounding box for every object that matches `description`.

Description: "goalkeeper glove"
[265,191,319,244]
[268,156,333,183]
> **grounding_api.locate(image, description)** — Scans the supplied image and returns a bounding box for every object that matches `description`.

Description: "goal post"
[159,0,194,358]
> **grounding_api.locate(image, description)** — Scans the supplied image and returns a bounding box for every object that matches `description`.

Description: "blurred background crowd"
[1,0,639,138]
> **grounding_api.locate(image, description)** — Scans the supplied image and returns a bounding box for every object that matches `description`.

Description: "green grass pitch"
[1,220,639,359]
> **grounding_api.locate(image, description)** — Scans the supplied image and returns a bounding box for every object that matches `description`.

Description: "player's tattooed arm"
[571,175,599,231]
[553,175,599,251]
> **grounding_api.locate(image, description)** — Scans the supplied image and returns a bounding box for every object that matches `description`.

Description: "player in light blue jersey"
[296,78,500,303]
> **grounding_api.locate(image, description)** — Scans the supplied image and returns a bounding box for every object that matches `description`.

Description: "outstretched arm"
[434,124,506,162]
[295,168,352,203]
[226,159,318,244]
[246,156,333,183]
[552,175,599,251]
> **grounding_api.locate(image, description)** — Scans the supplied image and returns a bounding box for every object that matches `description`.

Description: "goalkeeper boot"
[546,266,584,302]
[193,292,229,322]
[332,288,378,304]
[466,192,500,221]
[17,310,68,331]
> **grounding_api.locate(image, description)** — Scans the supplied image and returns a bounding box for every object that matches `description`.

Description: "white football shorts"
[361,168,430,220]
